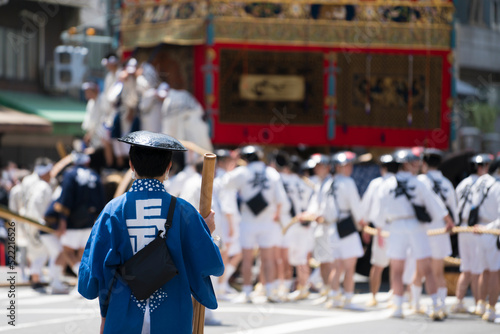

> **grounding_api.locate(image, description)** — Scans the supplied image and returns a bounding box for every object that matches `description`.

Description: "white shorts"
[40,234,63,258]
[371,234,390,268]
[313,224,335,263]
[287,223,314,266]
[331,231,364,260]
[272,223,288,248]
[61,228,92,250]
[477,234,500,272]
[227,238,242,257]
[387,219,431,260]
[240,222,277,249]
[428,234,452,259]
[458,232,482,274]
[219,220,241,257]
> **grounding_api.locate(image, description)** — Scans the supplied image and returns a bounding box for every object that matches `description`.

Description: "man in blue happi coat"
[78,131,224,334]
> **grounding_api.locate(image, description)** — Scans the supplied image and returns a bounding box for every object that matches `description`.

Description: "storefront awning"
[0,90,86,136]
[0,107,52,134]
[25,0,89,8]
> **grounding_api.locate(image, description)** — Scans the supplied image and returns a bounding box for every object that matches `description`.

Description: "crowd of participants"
[1,144,500,325]
[167,146,500,323]
[80,53,212,170]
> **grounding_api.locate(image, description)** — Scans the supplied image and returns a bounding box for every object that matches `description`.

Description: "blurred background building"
[454,0,500,154]
[0,0,499,168]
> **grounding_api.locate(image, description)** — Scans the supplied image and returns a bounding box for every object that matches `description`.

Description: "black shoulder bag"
[111,196,179,302]
[246,166,269,216]
[468,184,493,227]
[397,180,432,223]
[330,180,357,238]
[457,182,474,225]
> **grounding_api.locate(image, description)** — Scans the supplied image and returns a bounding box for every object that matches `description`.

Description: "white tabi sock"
[410,285,422,308]
[438,287,448,305]
[242,285,253,296]
[431,293,439,307]
[328,290,340,298]
[283,279,293,291]
[50,265,64,285]
[393,295,404,309]
[344,292,354,301]
[265,281,276,296]
[222,264,236,285]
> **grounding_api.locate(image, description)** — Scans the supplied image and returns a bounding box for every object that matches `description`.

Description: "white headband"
[71,152,90,165]
[34,164,53,176]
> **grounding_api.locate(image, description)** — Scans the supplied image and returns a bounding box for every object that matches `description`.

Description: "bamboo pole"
[362,225,500,237]
[193,153,217,334]
[0,205,56,234]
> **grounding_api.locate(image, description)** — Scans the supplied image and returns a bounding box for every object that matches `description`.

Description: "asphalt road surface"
[0,286,498,334]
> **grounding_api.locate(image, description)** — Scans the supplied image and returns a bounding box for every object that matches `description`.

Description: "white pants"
[458,232,482,274]
[387,219,431,260]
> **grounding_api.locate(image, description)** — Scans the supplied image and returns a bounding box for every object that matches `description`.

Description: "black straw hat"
[118,131,187,151]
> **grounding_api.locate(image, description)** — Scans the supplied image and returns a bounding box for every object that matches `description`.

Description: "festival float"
[120,0,455,149]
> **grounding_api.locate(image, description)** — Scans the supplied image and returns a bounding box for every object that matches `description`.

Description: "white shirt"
[320,174,361,227]
[372,171,447,229]
[222,161,287,223]
[360,173,394,224]
[306,175,332,215]
[178,172,202,209]
[164,165,196,197]
[418,170,458,227]
[280,173,308,224]
[455,174,478,225]
[161,89,213,152]
[469,174,500,225]
[139,88,163,133]
[25,178,53,224]
[212,168,240,239]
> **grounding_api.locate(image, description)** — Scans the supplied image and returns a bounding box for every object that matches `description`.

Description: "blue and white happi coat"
[78,179,224,334]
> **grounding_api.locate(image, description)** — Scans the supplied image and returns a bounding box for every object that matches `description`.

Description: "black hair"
[423,155,441,168]
[384,162,400,174]
[129,145,172,178]
[195,160,204,174]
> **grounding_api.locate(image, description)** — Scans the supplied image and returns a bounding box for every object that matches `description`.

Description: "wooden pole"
[0,205,56,234]
[193,153,217,334]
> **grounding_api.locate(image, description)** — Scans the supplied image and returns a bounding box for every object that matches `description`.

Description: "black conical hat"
[118,131,187,151]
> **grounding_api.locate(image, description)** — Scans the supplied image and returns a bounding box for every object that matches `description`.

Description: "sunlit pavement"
[0,285,498,334]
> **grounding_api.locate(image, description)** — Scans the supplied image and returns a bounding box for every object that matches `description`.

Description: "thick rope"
[362,225,500,237]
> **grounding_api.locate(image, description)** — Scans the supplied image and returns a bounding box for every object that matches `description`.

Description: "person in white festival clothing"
[267,151,293,300]
[138,82,167,133]
[300,154,333,298]
[107,58,141,168]
[360,154,399,307]
[212,149,241,298]
[270,151,313,300]
[451,154,490,314]
[413,148,457,314]
[221,146,288,303]
[371,149,451,320]
[8,160,50,288]
[465,154,500,322]
[321,151,364,309]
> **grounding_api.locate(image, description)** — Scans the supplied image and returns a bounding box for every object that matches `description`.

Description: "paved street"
[1,286,498,334]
